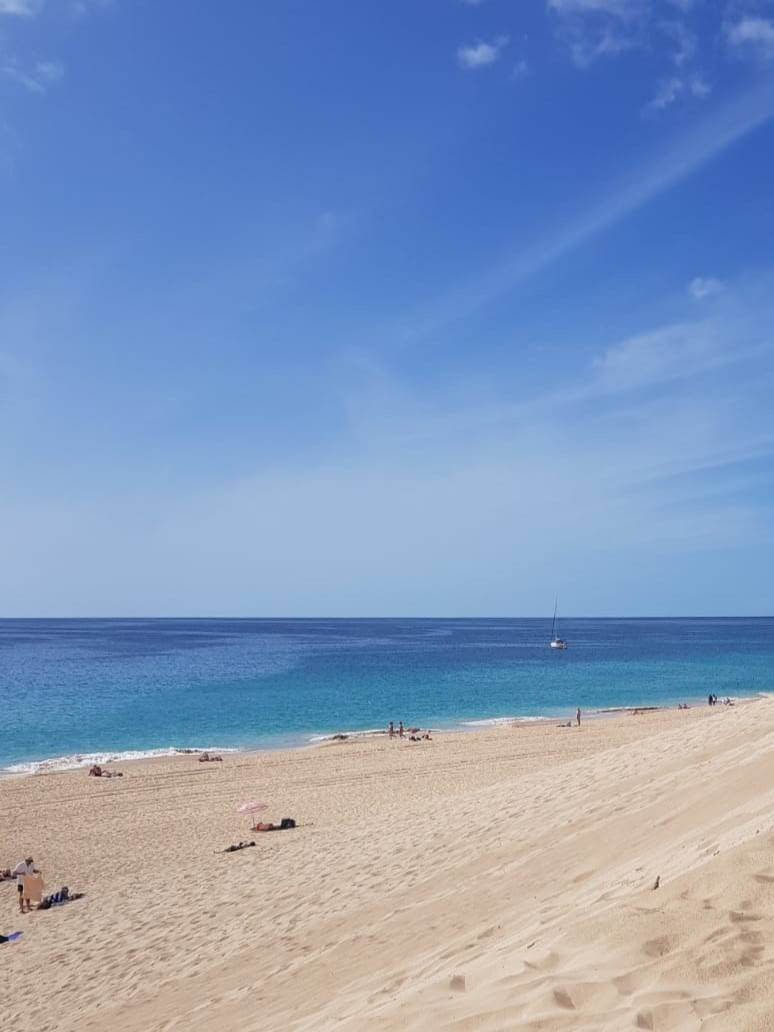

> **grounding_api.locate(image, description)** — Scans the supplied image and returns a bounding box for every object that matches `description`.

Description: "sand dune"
[4,701,774,1030]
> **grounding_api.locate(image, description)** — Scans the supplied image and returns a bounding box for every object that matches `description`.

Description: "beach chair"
[22,874,44,904]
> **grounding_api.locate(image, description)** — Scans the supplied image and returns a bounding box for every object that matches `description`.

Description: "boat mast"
[551,596,558,640]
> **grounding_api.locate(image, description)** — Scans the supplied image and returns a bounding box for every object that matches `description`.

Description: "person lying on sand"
[221,841,256,853]
[88,765,123,778]
[254,818,296,832]
[37,887,84,910]
[198,753,223,762]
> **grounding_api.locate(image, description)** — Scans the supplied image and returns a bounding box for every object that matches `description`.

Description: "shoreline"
[2,690,764,777]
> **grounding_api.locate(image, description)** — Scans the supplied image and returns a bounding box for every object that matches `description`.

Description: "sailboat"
[549,597,568,649]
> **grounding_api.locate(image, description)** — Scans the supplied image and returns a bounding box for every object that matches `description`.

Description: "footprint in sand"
[729,910,763,923]
[642,936,674,958]
[552,988,575,1010]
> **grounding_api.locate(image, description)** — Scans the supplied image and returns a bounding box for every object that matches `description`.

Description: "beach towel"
[22,874,43,903]
[0,931,22,943]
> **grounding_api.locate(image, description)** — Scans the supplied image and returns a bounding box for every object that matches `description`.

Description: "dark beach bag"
[280,818,296,830]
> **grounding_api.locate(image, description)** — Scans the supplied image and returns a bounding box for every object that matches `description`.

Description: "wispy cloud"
[644,73,710,112]
[547,0,643,15]
[689,276,724,299]
[2,58,64,94]
[548,0,647,66]
[457,36,509,70]
[590,320,735,394]
[400,81,774,341]
[70,0,113,17]
[659,19,696,67]
[645,77,684,111]
[0,0,41,15]
[726,17,774,60]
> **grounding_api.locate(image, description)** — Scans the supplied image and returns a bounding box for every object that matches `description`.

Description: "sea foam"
[1,746,239,777]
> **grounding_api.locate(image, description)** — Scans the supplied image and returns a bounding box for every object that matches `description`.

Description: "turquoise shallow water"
[1,617,772,771]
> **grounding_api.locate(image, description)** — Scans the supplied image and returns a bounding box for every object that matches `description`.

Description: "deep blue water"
[1,618,772,771]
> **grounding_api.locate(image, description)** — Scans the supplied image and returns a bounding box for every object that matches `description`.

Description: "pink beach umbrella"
[238,801,269,829]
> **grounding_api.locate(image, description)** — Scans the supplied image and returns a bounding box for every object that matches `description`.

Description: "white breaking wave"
[1,746,240,777]
[460,715,550,727]
[307,728,389,743]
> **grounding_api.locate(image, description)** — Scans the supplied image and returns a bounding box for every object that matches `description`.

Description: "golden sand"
[3,699,774,1030]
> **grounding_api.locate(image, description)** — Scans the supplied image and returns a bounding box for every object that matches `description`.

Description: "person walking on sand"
[399,721,404,738]
[13,857,38,914]
[576,707,581,726]
[388,721,394,738]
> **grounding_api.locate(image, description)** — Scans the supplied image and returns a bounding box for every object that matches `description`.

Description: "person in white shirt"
[12,857,38,914]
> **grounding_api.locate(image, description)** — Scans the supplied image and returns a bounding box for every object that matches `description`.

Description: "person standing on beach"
[388,721,394,738]
[576,707,581,726]
[13,857,38,914]
[399,721,404,738]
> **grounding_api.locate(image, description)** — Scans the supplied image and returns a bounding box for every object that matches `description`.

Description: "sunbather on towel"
[88,765,123,778]
[37,887,84,910]
[255,818,296,832]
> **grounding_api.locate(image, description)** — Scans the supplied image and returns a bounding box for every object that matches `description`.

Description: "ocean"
[1,617,772,773]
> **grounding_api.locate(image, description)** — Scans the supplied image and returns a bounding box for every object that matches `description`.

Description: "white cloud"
[548,0,647,67]
[690,75,710,98]
[457,35,509,70]
[659,19,696,67]
[726,17,774,59]
[2,58,64,94]
[689,277,724,299]
[570,25,637,65]
[512,58,529,78]
[644,73,710,112]
[548,0,643,15]
[646,76,684,111]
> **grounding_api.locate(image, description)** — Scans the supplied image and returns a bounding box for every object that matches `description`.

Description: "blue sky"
[1,0,773,616]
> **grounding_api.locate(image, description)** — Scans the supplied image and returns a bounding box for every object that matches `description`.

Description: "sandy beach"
[4,699,774,1030]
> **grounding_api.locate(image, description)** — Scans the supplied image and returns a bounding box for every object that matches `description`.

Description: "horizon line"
[0,615,771,621]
